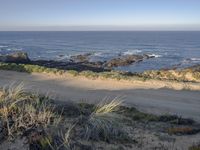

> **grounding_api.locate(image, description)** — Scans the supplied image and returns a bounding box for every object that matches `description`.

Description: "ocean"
[0,31,200,72]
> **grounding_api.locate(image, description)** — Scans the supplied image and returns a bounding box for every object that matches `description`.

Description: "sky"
[0,0,200,31]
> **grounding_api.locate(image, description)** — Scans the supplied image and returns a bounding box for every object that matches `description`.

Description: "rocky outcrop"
[105,54,155,68]
[0,52,30,63]
[70,53,155,68]
[70,53,93,63]
[0,52,155,72]
[30,60,108,72]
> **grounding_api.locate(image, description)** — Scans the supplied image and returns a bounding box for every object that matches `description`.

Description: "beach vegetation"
[1,62,200,84]
[189,143,200,150]
[78,98,130,142]
[0,82,199,149]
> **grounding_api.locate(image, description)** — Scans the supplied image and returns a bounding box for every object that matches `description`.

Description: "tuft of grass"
[67,70,79,76]
[80,98,130,142]
[0,62,65,75]
[0,83,60,137]
[118,106,159,122]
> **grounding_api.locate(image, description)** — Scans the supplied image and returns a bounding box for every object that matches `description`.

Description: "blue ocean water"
[0,31,200,72]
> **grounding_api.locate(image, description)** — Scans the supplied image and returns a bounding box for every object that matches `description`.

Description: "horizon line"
[0,30,200,32]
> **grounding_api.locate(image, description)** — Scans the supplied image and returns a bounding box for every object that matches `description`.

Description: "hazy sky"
[0,0,200,31]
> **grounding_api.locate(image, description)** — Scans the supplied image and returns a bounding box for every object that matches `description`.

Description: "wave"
[93,52,103,57]
[122,49,142,55]
[0,45,8,48]
[57,54,71,60]
[190,58,200,61]
[181,58,200,65]
[45,51,58,54]
[147,54,162,58]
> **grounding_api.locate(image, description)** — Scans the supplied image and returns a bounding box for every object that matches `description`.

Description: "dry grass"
[1,83,199,149]
[1,62,200,83]
[167,127,199,135]
[0,82,60,137]
[0,83,131,148]
[80,98,129,142]
[189,143,200,150]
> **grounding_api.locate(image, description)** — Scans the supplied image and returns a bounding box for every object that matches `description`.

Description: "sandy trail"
[0,70,200,122]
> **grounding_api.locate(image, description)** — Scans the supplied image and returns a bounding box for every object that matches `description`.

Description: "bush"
[0,83,60,137]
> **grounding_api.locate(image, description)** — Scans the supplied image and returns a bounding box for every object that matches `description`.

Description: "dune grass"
[79,98,130,142]
[0,82,199,149]
[0,83,59,137]
[0,83,132,149]
[1,62,200,84]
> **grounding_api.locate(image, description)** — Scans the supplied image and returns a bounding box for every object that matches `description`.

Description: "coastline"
[0,61,200,91]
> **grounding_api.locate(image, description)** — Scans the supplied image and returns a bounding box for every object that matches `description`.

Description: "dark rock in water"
[58,54,65,57]
[105,54,155,68]
[70,53,93,63]
[0,52,155,72]
[0,52,30,63]
[30,60,109,72]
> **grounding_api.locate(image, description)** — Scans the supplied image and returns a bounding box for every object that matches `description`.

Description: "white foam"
[57,54,71,60]
[190,58,200,61]
[93,52,103,57]
[181,58,200,65]
[46,51,57,54]
[123,49,142,55]
[12,48,23,51]
[148,54,162,58]
[0,46,8,48]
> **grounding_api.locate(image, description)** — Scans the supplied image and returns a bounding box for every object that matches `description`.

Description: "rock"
[31,60,109,72]
[58,54,65,57]
[105,54,153,68]
[70,53,93,63]
[0,52,30,63]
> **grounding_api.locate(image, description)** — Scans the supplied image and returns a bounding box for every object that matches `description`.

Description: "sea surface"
[0,31,200,72]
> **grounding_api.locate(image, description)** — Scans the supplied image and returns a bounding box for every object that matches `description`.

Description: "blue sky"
[0,0,200,31]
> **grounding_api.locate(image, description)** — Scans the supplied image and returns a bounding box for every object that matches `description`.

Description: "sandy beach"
[0,70,200,122]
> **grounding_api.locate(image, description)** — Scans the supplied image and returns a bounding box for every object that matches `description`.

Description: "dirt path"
[0,70,200,122]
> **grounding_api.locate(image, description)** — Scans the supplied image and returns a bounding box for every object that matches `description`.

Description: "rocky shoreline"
[1,52,200,84]
[0,52,155,72]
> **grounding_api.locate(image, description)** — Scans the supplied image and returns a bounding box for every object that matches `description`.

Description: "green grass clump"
[0,62,65,75]
[67,70,79,76]
[79,70,99,79]
[118,106,159,122]
[1,62,200,84]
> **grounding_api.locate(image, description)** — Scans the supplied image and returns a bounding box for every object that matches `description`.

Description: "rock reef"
[0,52,155,72]
[0,52,30,63]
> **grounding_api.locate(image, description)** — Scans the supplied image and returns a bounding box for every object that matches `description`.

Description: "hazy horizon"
[0,0,200,31]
